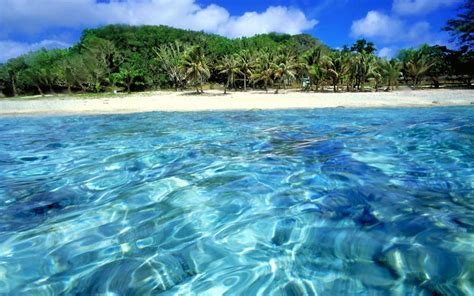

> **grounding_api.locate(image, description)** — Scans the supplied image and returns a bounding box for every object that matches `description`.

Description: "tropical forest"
[0,1,472,97]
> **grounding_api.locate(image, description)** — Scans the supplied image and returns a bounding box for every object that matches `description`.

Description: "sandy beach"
[0,89,473,116]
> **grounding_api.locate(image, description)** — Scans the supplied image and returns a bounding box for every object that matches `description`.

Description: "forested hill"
[0,24,472,97]
[81,25,329,58]
[0,25,329,96]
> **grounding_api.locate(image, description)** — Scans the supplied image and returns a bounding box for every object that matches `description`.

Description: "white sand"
[0,89,473,116]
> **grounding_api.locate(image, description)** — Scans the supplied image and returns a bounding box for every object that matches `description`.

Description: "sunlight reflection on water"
[0,107,473,295]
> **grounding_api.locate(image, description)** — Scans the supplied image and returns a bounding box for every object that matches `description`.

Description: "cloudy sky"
[0,0,462,61]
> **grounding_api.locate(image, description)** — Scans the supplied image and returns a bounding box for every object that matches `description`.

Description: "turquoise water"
[0,107,473,295]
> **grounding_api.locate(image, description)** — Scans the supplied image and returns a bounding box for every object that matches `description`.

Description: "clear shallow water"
[0,107,473,295]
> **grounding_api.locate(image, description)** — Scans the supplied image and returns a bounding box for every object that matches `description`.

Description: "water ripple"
[0,107,473,295]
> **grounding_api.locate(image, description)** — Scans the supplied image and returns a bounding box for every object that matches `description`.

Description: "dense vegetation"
[0,1,472,97]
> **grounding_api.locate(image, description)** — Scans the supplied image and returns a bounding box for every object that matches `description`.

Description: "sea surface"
[0,107,473,295]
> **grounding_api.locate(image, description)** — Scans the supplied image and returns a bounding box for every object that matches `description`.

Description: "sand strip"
[0,89,473,116]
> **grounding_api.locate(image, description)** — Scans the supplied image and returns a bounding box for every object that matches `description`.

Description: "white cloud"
[351,10,441,45]
[0,0,317,38]
[392,0,462,16]
[351,11,403,41]
[217,7,318,38]
[0,0,316,61]
[378,47,395,59]
[0,40,70,62]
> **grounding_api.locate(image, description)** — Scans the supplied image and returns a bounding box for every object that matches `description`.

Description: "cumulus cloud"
[0,0,317,38]
[0,40,70,62]
[351,11,404,41]
[351,10,440,45]
[377,47,395,59]
[217,7,318,38]
[0,0,316,61]
[392,0,462,16]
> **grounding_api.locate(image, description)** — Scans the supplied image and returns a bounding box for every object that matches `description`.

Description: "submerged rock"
[347,261,399,288]
[271,217,296,246]
[69,254,196,294]
[298,227,388,262]
[377,244,467,290]
[281,280,316,296]
[1,188,81,231]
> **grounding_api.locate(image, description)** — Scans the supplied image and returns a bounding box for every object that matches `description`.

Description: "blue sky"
[0,0,463,62]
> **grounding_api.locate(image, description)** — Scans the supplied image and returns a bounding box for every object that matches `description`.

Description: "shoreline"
[0,89,473,116]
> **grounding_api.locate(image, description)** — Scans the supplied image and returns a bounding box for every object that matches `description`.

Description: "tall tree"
[302,47,325,91]
[398,49,433,88]
[345,52,358,92]
[251,51,275,92]
[181,46,210,93]
[444,0,474,50]
[3,56,27,96]
[323,51,348,92]
[355,51,376,91]
[154,41,187,91]
[379,59,402,91]
[57,51,77,94]
[238,50,254,91]
[216,55,242,94]
[111,54,144,93]
[0,66,6,96]
[59,54,92,92]
[351,39,376,55]
[81,37,121,92]
[21,49,64,96]
[420,45,450,88]
[272,55,297,94]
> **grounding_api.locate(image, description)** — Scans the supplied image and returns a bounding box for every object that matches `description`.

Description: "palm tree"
[308,64,324,91]
[216,54,242,94]
[352,51,375,91]
[273,61,297,94]
[302,47,325,91]
[323,51,348,92]
[251,51,275,92]
[181,46,210,93]
[368,59,383,92]
[402,50,433,88]
[273,50,298,94]
[344,52,358,92]
[379,59,402,91]
[238,50,254,91]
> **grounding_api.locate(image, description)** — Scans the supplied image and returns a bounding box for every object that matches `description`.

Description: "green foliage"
[419,45,450,88]
[350,51,376,91]
[237,50,255,91]
[181,46,210,93]
[216,54,242,93]
[351,39,377,55]
[154,41,187,90]
[111,54,145,93]
[322,51,349,92]
[20,49,64,95]
[272,50,298,94]
[398,47,435,88]
[446,47,474,85]
[2,56,28,96]
[301,47,324,91]
[0,24,471,97]
[251,51,276,92]
[444,0,474,50]
[378,59,402,91]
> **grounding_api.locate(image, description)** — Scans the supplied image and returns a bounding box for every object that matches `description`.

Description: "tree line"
[0,1,472,97]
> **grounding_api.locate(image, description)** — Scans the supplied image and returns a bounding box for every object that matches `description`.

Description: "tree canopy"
[0,24,472,97]
[444,0,474,50]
